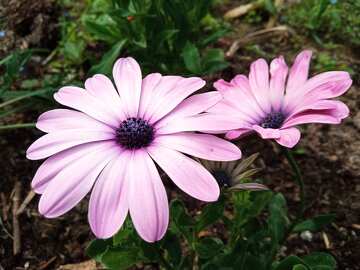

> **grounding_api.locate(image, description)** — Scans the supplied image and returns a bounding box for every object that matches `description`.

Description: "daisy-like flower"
[199,153,268,191]
[26,57,243,242]
[208,50,352,148]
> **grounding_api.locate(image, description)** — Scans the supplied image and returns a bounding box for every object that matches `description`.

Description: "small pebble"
[0,30,5,38]
[300,230,313,242]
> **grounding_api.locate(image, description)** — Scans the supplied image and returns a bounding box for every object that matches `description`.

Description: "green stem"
[283,148,305,217]
[0,123,36,130]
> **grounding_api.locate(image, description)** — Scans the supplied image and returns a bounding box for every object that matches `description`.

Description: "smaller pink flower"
[26,57,242,242]
[209,50,352,148]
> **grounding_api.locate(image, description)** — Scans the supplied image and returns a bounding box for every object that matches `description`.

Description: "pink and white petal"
[138,73,162,119]
[36,109,114,133]
[156,113,249,135]
[249,59,271,113]
[225,129,253,140]
[275,127,301,148]
[54,86,121,127]
[85,74,127,120]
[214,79,264,119]
[282,111,341,128]
[154,133,241,161]
[286,99,349,120]
[89,151,131,239]
[31,141,115,194]
[252,125,281,139]
[283,71,352,113]
[147,144,220,202]
[269,56,288,111]
[26,130,115,160]
[129,150,169,242]
[112,57,142,117]
[39,146,120,218]
[155,92,222,129]
[148,77,206,124]
[286,50,312,93]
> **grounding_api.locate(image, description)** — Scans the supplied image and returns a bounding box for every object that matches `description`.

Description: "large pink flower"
[26,57,242,242]
[209,50,352,148]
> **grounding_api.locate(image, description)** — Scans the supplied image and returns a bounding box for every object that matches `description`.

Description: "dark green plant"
[73,0,229,75]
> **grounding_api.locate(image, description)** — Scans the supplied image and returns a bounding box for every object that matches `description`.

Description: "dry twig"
[16,190,35,216]
[226,25,293,57]
[12,182,21,255]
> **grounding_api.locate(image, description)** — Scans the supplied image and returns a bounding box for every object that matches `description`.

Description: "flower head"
[209,50,352,148]
[198,153,268,191]
[26,57,242,242]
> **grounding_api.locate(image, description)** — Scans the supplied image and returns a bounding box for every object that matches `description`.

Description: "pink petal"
[248,59,271,113]
[148,77,206,124]
[286,50,312,93]
[282,111,343,128]
[154,133,242,161]
[31,141,115,194]
[269,56,288,111]
[113,57,142,117]
[275,127,301,148]
[286,99,350,120]
[85,74,127,120]
[252,125,281,139]
[36,109,114,133]
[39,146,119,218]
[213,79,264,121]
[284,71,352,113]
[128,150,169,242]
[138,73,162,119]
[89,151,130,239]
[156,113,248,135]
[225,129,253,140]
[26,130,115,160]
[147,144,220,202]
[155,91,222,129]
[54,86,121,127]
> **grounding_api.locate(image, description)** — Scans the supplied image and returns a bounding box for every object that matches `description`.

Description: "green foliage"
[72,0,229,75]
[86,189,336,270]
[284,0,360,47]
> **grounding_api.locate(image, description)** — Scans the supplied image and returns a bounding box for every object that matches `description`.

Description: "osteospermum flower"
[198,153,268,190]
[208,50,352,147]
[26,57,243,242]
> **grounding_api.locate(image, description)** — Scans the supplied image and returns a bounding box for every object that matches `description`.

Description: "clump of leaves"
[86,190,337,270]
[284,0,360,47]
[62,0,229,75]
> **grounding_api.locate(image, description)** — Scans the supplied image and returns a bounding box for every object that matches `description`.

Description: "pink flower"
[209,50,352,148]
[26,57,242,242]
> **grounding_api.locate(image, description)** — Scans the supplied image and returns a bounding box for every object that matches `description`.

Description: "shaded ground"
[1,1,359,270]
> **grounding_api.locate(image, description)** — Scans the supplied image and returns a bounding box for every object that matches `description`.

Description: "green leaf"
[181,42,202,74]
[162,232,182,266]
[202,48,228,74]
[268,193,289,244]
[170,200,194,241]
[196,196,225,232]
[63,40,85,63]
[195,237,224,259]
[89,40,127,75]
[303,252,336,270]
[101,246,141,270]
[274,256,307,270]
[292,214,336,233]
[85,239,112,261]
[293,264,308,270]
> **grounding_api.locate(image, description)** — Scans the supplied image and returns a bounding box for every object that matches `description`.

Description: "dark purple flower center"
[116,117,154,149]
[213,170,231,187]
[260,111,285,129]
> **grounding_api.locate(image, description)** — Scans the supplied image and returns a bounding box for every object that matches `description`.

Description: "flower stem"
[283,148,305,217]
[0,123,35,130]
